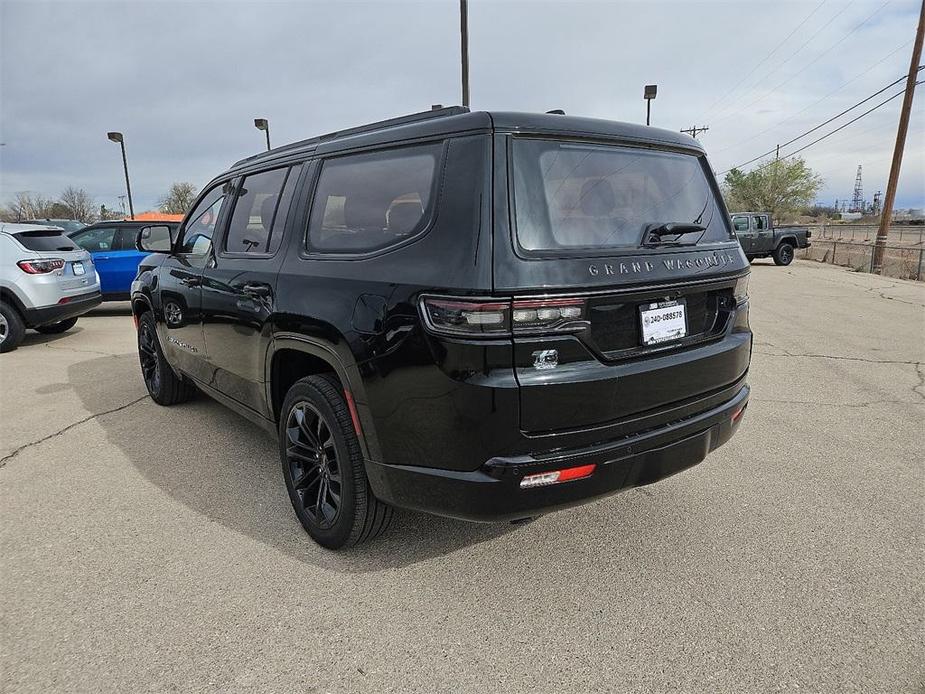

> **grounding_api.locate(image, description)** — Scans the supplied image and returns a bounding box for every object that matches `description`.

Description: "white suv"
[0,223,102,352]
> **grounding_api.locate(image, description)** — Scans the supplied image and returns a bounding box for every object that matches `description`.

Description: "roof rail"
[231,106,470,169]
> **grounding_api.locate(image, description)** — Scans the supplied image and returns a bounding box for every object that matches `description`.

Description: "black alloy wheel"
[138,318,161,393]
[136,311,196,405]
[279,375,393,549]
[285,402,342,529]
[774,242,794,266]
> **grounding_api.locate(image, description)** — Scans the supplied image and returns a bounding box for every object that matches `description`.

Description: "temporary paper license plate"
[72,262,85,275]
[640,300,687,345]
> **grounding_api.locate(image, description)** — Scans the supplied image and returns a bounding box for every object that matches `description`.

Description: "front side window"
[307,143,441,253]
[224,168,289,254]
[72,227,117,251]
[179,183,229,254]
[732,216,749,233]
[512,139,729,253]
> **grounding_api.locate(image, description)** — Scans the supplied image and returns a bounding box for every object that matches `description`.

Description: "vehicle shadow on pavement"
[20,326,85,348]
[69,354,519,571]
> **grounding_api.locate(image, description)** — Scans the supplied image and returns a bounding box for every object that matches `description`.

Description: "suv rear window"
[307,143,441,254]
[12,230,80,252]
[511,139,729,253]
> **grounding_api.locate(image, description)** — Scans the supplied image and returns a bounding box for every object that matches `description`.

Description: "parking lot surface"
[2,260,923,693]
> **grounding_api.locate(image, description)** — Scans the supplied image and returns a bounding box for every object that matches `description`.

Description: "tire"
[137,311,196,405]
[279,375,393,549]
[773,242,795,266]
[0,301,25,353]
[35,317,78,334]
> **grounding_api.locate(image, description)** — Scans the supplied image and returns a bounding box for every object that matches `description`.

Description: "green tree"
[722,157,823,222]
[158,182,198,215]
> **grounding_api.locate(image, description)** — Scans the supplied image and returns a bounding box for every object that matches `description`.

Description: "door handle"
[242,283,272,298]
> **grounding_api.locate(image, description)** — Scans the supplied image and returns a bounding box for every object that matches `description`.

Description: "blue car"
[70,221,179,300]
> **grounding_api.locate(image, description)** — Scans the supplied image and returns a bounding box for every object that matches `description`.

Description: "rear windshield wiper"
[642,223,706,247]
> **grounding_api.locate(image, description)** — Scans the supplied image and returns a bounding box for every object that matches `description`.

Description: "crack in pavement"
[752,348,922,366]
[0,395,149,469]
[38,343,132,358]
[914,364,925,403]
[751,397,925,410]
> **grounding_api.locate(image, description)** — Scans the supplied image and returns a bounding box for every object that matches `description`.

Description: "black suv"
[132,107,752,549]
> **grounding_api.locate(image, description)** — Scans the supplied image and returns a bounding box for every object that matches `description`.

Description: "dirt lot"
[1,260,923,693]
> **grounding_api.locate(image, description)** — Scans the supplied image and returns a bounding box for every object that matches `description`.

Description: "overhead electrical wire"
[711,39,914,155]
[718,80,922,174]
[711,0,890,126]
[718,70,921,170]
[699,0,829,119]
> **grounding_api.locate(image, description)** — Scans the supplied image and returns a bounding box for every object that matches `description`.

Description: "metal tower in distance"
[850,165,864,213]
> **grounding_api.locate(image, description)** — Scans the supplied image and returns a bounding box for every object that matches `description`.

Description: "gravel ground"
[1,260,923,693]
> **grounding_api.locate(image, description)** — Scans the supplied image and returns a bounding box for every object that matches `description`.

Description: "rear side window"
[307,143,441,254]
[511,139,729,253]
[71,227,117,252]
[224,167,289,254]
[12,230,79,252]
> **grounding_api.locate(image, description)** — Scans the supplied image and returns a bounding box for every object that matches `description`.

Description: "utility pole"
[460,0,470,107]
[681,125,709,139]
[872,0,924,274]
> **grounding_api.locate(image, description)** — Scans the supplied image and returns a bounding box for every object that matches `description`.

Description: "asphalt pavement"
[1,260,923,693]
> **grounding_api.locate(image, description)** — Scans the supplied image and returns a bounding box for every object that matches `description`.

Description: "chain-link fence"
[801,224,925,245]
[797,239,924,281]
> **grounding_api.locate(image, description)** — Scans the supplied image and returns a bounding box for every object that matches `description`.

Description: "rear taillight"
[17,259,65,274]
[520,463,597,488]
[421,299,511,336]
[421,296,588,337]
[733,274,749,304]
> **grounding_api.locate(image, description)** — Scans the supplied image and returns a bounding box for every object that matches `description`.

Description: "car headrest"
[387,201,424,235]
[260,196,277,232]
[344,195,386,230]
[579,179,616,217]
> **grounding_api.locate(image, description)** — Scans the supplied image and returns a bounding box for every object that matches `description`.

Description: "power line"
[712,0,890,125]
[720,71,921,172]
[712,39,914,155]
[699,0,828,119]
[720,81,920,174]
[787,81,922,157]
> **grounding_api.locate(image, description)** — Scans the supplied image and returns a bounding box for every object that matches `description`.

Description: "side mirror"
[136,225,175,253]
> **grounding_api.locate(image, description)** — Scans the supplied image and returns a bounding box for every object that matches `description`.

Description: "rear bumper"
[23,291,102,327]
[366,383,749,521]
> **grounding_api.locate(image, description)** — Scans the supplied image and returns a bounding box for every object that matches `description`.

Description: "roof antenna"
[546,109,565,115]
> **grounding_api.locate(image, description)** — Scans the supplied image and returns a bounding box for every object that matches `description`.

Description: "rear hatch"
[10,228,96,291]
[495,135,751,435]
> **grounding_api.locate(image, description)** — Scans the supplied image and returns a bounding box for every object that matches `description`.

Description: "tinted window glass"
[732,216,749,232]
[268,164,302,255]
[72,227,117,251]
[179,183,228,254]
[12,230,79,252]
[308,144,440,253]
[512,139,728,252]
[225,168,288,254]
[752,215,767,230]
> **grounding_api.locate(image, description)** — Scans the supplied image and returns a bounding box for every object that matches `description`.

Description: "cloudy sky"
[1,0,922,214]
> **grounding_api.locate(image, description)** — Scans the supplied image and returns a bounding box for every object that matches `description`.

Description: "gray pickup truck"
[731,212,811,266]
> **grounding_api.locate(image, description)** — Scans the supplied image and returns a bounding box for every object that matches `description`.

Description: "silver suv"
[0,223,102,352]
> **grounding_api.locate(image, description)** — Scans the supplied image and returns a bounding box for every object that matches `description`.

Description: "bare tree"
[0,192,55,222]
[59,187,97,223]
[159,182,198,215]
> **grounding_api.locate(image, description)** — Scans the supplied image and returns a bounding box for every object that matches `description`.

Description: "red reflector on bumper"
[731,405,746,423]
[57,297,71,304]
[520,463,596,489]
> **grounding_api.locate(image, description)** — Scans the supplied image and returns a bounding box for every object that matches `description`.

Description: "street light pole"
[107,132,135,220]
[254,118,271,151]
[460,0,470,107]
[644,84,657,126]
